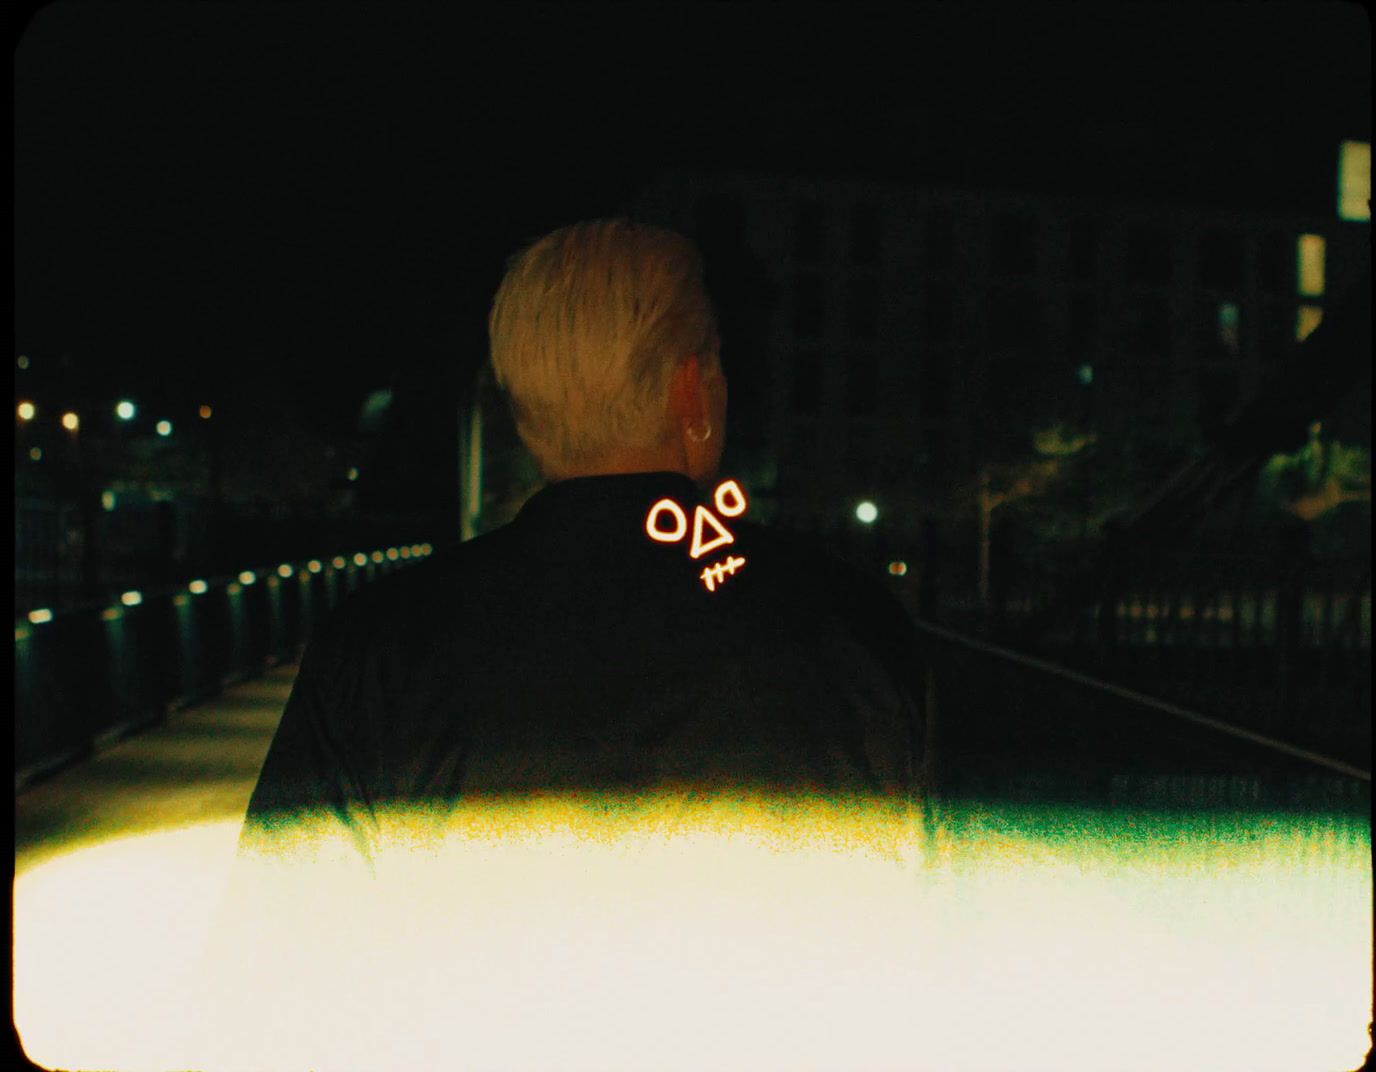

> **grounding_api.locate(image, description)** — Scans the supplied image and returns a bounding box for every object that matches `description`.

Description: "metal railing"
[13,541,436,793]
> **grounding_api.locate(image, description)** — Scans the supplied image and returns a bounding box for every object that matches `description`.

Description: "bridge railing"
[13,542,436,793]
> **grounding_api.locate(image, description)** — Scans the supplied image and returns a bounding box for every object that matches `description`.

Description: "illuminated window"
[1297,234,1325,297]
[1337,140,1370,222]
[1204,302,1241,357]
[1296,305,1324,342]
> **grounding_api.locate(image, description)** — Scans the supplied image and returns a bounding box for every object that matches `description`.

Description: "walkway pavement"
[13,664,295,877]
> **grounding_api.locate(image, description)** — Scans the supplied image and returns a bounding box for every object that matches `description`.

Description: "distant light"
[1337,140,1371,222]
[371,550,385,564]
[1297,305,1324,342]
[226,582,242,596]
[29,447,42,461]
[61,412,79,432]
[116,400,136,421]
[156,420,173,437]
[400,547,412,559]
[27,609,54,625]
[198,404,213,420]
[1297,234,1326,298]
[17,401,36,421]
[347,467,360,482]
[308,560,323,573]
[887,560,908,577]
[101,608,123,622]
[1077,364,1094,387]
[120,591,143,607]
[277,564,294,578]
[353,553,368,567]
[101,490,117,512]
[238,570,256,585]
[188,580,209,595]
[332,556,347,570]
[386,548,399,561]
[855,501,879,525]
[420,543,433,556]
[17,355,30,370]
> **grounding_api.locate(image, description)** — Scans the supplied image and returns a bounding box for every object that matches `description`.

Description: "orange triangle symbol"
[689,505,734,560]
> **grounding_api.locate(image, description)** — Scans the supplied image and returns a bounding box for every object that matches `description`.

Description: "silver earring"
[687,422,712,443]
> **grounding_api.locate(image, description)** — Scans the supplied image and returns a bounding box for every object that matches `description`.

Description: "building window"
[1257,233,1292,293]
[846,351,877,415]
[792,348,822,412]
[850,203,881,266]
[1200,229,1244,291]
[847,274,879,340]
[1297,234,1326,297]
[991,212,1037,276]
[924,282,954,342]
[1067,219,1099,280]
[1297,304,1324,342]
[1125,225,1172,286]
[989,286,1044,354]
[1337,140,1370,222]
[794,202,824,262]
[918,354,950,419]
[1200,301,1241,358]
[791,274,824,339]
[924,211,954,271]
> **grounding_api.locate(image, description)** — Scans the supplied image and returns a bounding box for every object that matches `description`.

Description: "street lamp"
[855,500,879,524]
[156,420,173,437]
[17,401,36,422]
[61,412,80,432]
[116,400,137,421]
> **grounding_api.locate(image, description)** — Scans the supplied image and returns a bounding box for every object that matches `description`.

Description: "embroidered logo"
[644,479,749,593]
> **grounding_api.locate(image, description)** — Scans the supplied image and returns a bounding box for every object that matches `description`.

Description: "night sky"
[14,1,1371,499]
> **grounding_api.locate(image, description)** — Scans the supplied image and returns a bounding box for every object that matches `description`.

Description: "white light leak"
[855,500,879,524]
[12,798,1369,1072]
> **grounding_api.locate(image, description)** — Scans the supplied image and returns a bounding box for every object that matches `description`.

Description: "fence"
[13,541,435,793]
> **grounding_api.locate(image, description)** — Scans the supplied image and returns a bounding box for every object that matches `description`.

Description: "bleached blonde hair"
[487,218,720,478]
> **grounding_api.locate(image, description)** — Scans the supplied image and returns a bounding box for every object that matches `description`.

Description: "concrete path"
[13,664,295,877]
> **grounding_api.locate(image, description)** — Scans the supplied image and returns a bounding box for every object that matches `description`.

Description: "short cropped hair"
[487,219,720,478]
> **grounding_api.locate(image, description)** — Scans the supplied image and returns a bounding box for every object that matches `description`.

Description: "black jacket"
[240,471,928,862]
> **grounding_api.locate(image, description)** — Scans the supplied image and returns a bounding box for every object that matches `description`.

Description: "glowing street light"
[855,501,879,525]
[198,404,213,420]
[17,401,36,422]
[116,400,137,421]
[61,412,80,432]
[156,420,173,437]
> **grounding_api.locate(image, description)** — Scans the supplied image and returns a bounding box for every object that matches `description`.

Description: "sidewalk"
[14,664,295,877]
